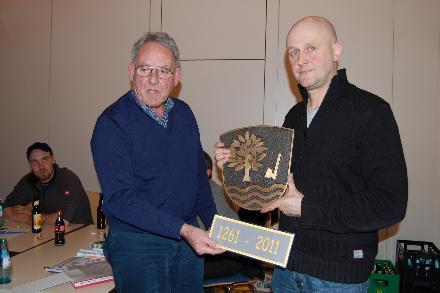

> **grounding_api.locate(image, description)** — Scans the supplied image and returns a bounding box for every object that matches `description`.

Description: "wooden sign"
[220,126,294,210]
[209,215,294,267]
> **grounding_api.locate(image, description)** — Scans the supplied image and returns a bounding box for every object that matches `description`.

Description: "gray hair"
[130,32,180,67]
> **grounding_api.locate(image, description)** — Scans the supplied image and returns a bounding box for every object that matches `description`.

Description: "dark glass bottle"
[97,193,106,229]
[54,210,65,246]
[0,238,12,284]
[32,193,42,233]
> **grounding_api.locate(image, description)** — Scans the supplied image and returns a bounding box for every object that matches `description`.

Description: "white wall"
[0,0,52,196]
[1,0,439,260]
[389,0,440,256]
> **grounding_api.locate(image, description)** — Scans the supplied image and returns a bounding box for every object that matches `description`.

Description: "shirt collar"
[132,90,174,128]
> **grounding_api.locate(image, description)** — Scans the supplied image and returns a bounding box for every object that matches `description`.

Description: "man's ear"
[128,63,135,82]
[173,67,182,87]
[333,42,342,62]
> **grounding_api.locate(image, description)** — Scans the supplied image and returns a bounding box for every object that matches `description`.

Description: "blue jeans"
[272,268,369,293]
[104,227,203,293]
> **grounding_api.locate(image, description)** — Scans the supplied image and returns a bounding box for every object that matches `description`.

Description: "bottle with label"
[97,193,106,229]
[32,193,42,233]
[54,210,65,246]
[0,238,12,284]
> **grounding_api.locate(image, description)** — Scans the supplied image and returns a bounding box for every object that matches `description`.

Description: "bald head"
[288,16,338,44]
[286,16,342,98]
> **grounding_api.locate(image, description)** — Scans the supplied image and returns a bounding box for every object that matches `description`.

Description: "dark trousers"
[104,227,203,293]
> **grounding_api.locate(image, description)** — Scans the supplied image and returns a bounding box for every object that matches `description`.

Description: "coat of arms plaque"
[220,126,294,210]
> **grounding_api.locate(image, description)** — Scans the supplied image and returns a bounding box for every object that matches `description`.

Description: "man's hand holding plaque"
[260,173,304,217]
[210,126,295,267]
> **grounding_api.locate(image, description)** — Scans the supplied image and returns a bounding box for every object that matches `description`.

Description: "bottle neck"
[0,239,8,248]
[33,194,40,206]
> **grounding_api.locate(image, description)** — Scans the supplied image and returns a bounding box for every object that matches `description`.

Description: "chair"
[204,272,256,293]
[86,191,100,224]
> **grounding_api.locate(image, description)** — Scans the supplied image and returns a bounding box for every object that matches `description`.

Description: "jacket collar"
[298,68,348,108]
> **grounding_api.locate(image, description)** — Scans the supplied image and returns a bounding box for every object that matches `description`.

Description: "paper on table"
[62,258,113,288]
[47,256,113,289]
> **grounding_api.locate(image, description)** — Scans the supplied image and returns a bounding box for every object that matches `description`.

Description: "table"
[7,225,114,292]
[2,220,84,255]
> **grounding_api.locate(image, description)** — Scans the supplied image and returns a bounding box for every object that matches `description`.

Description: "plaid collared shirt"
[132,90,174,128]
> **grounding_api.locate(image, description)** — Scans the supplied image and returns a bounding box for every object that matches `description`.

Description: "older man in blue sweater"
[91,32,223,293]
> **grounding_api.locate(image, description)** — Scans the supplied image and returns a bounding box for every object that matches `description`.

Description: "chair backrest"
[86,191,100,225]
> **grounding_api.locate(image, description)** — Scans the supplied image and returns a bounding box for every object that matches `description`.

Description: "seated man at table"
[3,142,93,226]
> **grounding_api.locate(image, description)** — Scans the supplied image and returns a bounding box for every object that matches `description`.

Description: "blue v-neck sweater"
[91,91,216,239]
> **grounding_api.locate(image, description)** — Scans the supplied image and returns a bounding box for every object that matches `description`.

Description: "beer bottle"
[97,193,106,229]
[32,193,42,233]
[54,210,65,246]
[0,238,12,284]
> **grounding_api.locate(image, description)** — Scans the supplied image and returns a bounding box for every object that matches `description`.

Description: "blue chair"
[203,272,256,292]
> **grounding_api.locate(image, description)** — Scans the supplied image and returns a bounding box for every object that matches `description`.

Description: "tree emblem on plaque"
[220,126,294,210]
[227,131,267,182]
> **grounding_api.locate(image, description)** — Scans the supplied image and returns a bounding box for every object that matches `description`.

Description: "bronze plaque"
[220,126,294,210]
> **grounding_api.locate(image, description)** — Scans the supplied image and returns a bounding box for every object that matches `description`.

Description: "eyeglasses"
[135,65,175,79]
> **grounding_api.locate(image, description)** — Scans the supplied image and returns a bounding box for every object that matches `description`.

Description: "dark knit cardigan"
[280,69,408,283]
[91,91,216,239]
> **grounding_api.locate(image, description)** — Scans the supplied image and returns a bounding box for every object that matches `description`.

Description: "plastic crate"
[396,240,440,292]
[368,259,399,293]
